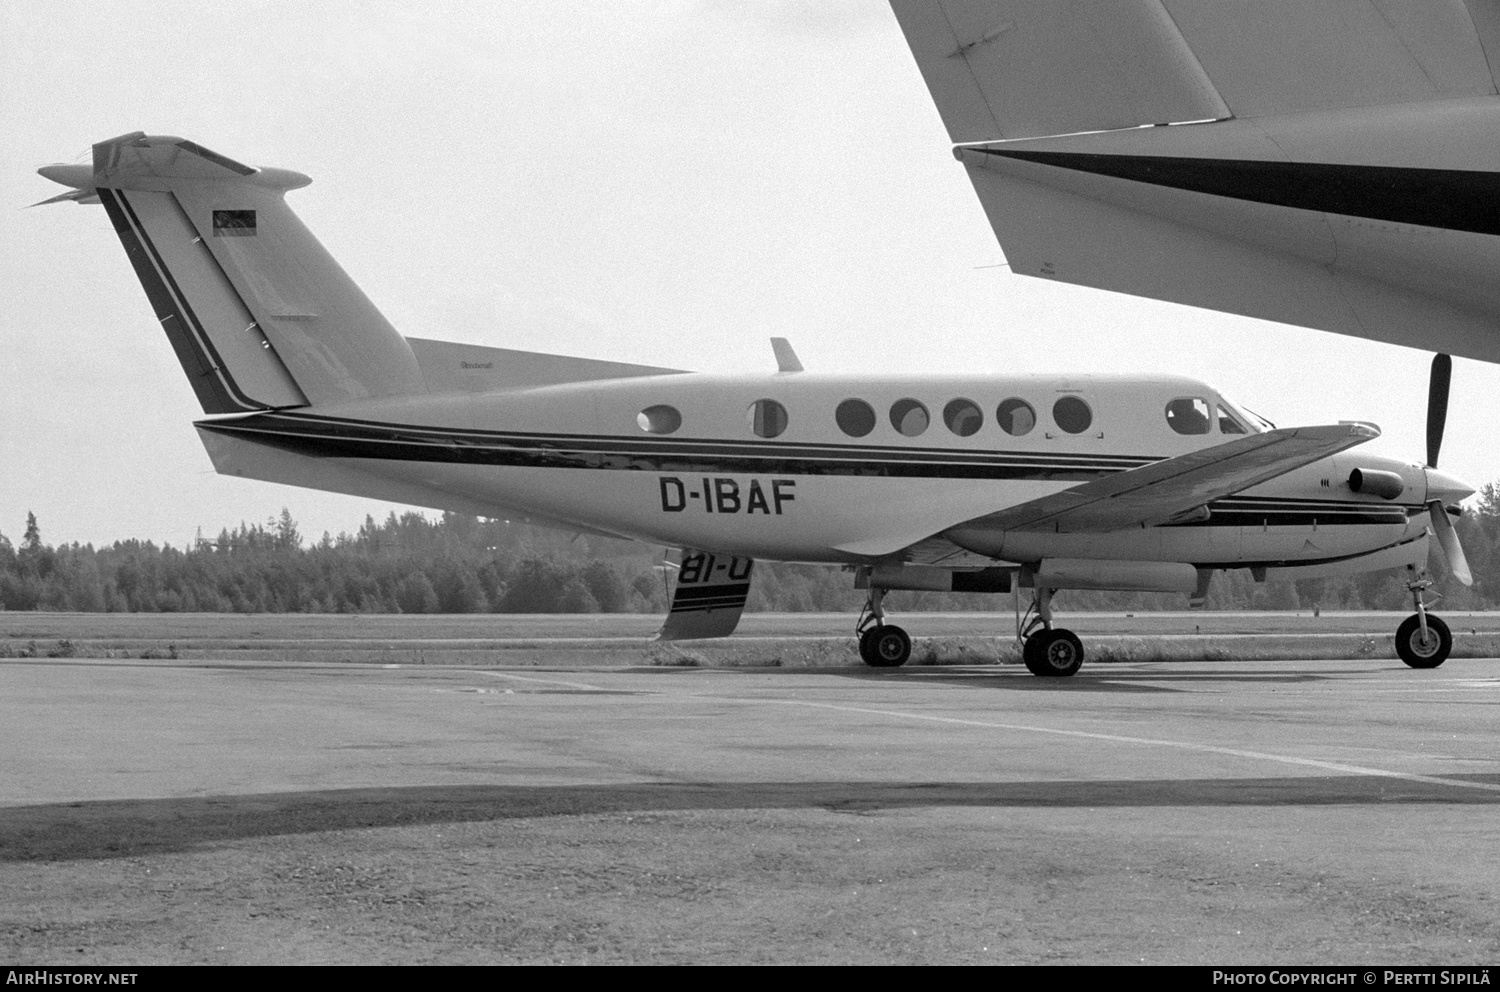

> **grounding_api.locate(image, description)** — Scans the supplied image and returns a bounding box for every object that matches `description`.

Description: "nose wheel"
[1396,613,1451,668]
[1397,566,1453,668]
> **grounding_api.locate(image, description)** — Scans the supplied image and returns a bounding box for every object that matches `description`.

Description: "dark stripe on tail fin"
[98,187,258,413]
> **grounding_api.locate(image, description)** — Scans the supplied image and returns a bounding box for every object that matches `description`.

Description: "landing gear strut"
[856,586,911,667]
[1396,566,1452,669]
[1018,585,1084,677]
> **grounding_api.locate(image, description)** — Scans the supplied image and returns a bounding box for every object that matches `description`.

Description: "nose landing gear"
[1396,566,1452,669]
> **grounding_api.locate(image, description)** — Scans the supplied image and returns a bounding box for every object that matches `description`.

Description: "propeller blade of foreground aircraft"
[1427,353,1451,469]
[1429,500,1472,587]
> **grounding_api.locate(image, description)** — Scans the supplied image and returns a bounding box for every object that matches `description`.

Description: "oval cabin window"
[889,398,929,437]
[1052,396,1092,434]
[747,399,788,439]
[997,398,1035,436]
[943,398,983,437]
[637,405,682,435]
[836,398,876,438]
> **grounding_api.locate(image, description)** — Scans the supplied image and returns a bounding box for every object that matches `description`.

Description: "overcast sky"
[5,0,1500,549]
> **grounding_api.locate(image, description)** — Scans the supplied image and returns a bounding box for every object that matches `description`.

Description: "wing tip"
[1338,420,1382,440]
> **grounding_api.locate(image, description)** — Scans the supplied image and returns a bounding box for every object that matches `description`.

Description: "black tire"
[1022,633,1050,676]
[1024,628,1084,677]
[860,625,911,668]
[1396,613,1451,669]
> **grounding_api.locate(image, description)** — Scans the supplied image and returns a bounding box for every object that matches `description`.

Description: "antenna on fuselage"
[770,338,803,373]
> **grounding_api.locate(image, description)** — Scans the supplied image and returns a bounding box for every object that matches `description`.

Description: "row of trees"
[2,486,1497,615]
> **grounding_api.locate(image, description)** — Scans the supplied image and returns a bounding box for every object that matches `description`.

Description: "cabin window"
[997,398,1035,436]
[890,398,929,437]
[1165,397,1211,435]
[1218,405,1248,434]
[747,399,788,439]
[943,398,983,437]
[1052,396,1092,434]
[836,398,876,438]
[637,404,681,435]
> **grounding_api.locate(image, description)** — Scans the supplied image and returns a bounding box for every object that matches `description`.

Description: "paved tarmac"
[3,655,1499,963]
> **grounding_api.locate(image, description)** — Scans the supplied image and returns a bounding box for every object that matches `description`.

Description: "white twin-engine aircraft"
[38,133,1474,674]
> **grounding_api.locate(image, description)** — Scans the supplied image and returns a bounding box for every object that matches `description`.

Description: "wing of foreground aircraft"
[905,422,1379,561]
[890,0,1500,364]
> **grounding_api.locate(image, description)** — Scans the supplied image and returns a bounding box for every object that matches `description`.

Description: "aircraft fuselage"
[196,369,1433,576]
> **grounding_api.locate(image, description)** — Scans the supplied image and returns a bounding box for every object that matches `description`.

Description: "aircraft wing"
[890,0,1496,142]
[890,1,1500,364]
[943,423,1378,544]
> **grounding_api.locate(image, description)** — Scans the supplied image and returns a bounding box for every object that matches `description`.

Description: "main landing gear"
[1018,585,1084,677]
[856,587,912,667]
[852,583,1084,674]
[1396,565,1453,669]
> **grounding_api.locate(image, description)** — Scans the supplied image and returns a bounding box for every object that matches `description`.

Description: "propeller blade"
[1428,500,1472,586]
[1427,353,1452,468]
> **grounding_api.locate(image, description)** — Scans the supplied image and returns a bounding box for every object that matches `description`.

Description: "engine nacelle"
[1025,559,1199,593]
[858,564,1013,593]
[1348,468,1405,500]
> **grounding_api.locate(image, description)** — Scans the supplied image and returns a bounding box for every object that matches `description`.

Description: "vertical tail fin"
[39,133,426,412]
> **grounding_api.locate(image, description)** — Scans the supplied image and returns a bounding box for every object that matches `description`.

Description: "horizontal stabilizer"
[656,550,754,641]
[30,186,100,207]
[406,338,684,394]
[953,133,1500,365]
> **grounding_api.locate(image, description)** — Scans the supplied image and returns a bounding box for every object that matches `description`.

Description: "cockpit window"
[1217,405,1248,434]
[1165,397,1211,435]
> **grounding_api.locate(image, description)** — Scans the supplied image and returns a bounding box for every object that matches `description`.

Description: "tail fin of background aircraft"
[889,1,1500,365]
[888,0,1229,143]
[889,0,1499,144]
[37,133,426,413]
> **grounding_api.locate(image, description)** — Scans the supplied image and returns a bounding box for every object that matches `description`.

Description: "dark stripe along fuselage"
[197,411,1419,526]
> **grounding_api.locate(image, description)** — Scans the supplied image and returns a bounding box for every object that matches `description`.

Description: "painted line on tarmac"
[759,699,1500,795]
[477,671,604,691]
